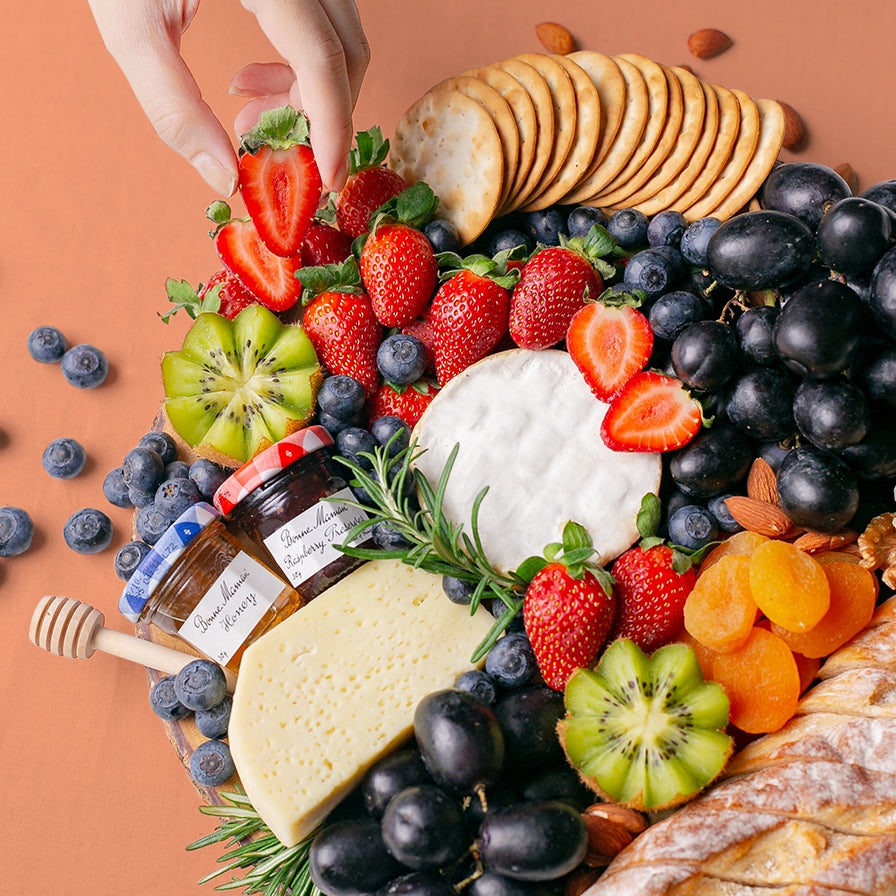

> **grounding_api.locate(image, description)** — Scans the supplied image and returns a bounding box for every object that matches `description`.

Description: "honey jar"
[213,426,372,601]
[119,502,301,672]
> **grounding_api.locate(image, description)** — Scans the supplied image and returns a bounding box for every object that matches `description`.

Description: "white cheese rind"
[413,349,662,572]
[228,558,495,847]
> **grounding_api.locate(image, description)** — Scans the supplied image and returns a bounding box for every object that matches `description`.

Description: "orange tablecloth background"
[3,2,895,893]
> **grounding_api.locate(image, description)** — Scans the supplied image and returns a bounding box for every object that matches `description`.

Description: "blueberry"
[128,486,156,509]
[165,460,191,480]
[188,459,228,499]
[195,695,233,739]
[121,445,165,493]
[442,575,476,605]
[485,227,534,257]
[484,631,537,688]
[706,494,744,534]
[138,431,178,465]
[189,739,235,787]
[623,248,676,298]
[318,375,368,420]
[522,207,569,246]
[0,506,33,557]
[648,290,710,341]
[491,598,525,632]
[566,206,608,239]
[652,244,687,279]
[60,343,108,389]
[63,508,113,554]
[423,218,461,254]
[371,415,411,455]
[135,503,172,544]
[667,505,719,551]
[336,426,378,469]
[149,675,192,722]
[680,217,722,267]
[318,409,367,436]
[377,333,428,385]
[154,477,202,519]
[102,467,132,508]
[113,539,152,581]
[27,325,67,363]
[175,659,228,711]
[454,669,498,705]
[371,520,414,551]
[647,210,687,249]
[41,437,87,479]
[607,208,649,248]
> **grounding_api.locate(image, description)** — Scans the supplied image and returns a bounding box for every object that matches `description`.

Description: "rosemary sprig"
[331,438,531,662]
[188,786,320,896]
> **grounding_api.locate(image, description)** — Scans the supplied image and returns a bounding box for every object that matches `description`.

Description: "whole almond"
[536,22,575,55]
[687,28,732,59]
[583,813,635,866]
[834,162,859,193]
[792,529,858,554]
[746,457,779,506]
[724,495,793,538]
[565,866,603,896]
[778,101,806,150]
[584,803,648,835]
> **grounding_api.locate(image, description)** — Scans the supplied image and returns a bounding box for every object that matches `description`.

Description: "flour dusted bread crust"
[584,595,896,895]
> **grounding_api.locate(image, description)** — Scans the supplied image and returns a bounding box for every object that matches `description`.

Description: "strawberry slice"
[601,371,702,453]
[567,301,654,401]
[238,106,322,257]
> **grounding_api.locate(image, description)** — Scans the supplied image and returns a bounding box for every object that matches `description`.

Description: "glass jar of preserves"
[213,426,372,602]
[119,502,302,672]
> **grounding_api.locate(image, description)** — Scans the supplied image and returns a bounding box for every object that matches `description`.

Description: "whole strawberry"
[429,254,518,385]
[369,380,439,428]
[609,496,698,652]
[336,127,408,238]
[162,270,259,322]
[359,183,440,328]
[523,522,616,691]
[301,220,354,267]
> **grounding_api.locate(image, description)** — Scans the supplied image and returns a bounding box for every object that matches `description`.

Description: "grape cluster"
[309,680,595,896]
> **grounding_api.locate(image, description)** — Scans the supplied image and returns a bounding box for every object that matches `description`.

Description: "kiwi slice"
[161,304,322,466]
[558,638,733,812]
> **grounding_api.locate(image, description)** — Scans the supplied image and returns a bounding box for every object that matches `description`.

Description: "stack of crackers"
[388,51,785,245]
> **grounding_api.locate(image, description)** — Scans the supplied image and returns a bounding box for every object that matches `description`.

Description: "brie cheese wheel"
[413,349,662,571]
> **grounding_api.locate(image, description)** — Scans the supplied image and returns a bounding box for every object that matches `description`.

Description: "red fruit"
[523,563,617,691]
[337,166,408,238]
[198,269,259,319]
[360,223,439,327]
[509,246,602,350]
[601,371,703,453]
[215,218,303,312]
[567,302,654,401]
[302,290,382,395]
[430,269,511,385]
[610,544,697,652]
[369,380,439,428]
[401,316,437,375]
[301,221,354,267]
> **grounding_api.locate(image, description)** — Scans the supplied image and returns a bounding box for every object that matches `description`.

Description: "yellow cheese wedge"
[228,558,496,846]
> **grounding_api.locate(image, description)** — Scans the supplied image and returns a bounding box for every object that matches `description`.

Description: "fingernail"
[193,152,238,196]
[327,158,349,193]
[228,84,266,98]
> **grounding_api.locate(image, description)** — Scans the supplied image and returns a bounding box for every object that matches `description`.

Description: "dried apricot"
[674,627,717,680]
[699,530,768,575]
[771,561,877,658]
[711,626,801,733]
[683,555,758,653]
[748,539,830,632]
[792,651,821,694]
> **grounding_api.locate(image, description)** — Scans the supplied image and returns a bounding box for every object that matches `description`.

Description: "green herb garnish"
[188,786,320,896]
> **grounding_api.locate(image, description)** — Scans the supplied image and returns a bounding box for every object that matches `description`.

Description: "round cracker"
[505,53,577,210]
[520,53,601,211]
[681,87,761,221]
[563,54,648,202]
[434,74,520,211]
[586,53,669,203]
[636,76,720,216]
[593,61,683,207]
[613,65,707,208]
[702,98,785,221]
[493,56,556,211]
[390,88,503,245]
[461,64,538,209]
[668,82,741,214]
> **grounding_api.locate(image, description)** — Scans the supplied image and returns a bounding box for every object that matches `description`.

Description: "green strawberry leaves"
[239,105,312,154]
[348,126,392,175]
[161,278,222,323]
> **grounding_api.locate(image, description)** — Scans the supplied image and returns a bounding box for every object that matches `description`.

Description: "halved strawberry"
[567,300,654,401]
[238,106,322,258]
[601,371,702,453]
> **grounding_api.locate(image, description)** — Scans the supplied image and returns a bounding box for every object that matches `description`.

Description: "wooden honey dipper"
[29,596,236,693]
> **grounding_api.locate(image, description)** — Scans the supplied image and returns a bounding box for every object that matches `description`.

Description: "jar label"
[177,551,285,665]
[263,487,369,587]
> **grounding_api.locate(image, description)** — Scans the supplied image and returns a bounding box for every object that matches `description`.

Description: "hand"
[87,0,370,194]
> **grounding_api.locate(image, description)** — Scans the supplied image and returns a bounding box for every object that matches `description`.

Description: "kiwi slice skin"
[161,305,322,467]
[558,638,732,812]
